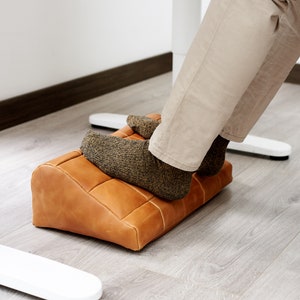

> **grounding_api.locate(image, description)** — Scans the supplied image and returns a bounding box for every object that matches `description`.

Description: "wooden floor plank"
[241,233,300,300]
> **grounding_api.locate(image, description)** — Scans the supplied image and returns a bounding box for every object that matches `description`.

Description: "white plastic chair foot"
[89,113,127,130]
[0,245,102,300]
[228,135,291,160]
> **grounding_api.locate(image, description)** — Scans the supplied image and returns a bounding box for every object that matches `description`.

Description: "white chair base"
[0,245,102,300]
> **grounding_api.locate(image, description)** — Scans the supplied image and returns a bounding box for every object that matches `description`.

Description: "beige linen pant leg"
[149,0,299,171]
[221,0,300,142]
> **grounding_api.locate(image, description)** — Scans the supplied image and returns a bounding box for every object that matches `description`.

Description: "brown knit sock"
[127,115,160,139]
[197,135,229,176]
[127,116,229,177]
[80,130,193,201]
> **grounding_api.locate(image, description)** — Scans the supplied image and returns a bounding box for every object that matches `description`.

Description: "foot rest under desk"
[31,114,233,251]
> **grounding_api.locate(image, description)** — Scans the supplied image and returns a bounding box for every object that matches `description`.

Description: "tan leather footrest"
[31,114,233,251]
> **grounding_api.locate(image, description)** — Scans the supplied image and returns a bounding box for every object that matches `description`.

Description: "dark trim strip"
[0,53,172,130]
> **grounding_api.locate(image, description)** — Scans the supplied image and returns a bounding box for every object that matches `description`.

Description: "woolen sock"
[127,115,229,177]
[127,115,160,139]
[197,135,230,176]
[80,130,193,201]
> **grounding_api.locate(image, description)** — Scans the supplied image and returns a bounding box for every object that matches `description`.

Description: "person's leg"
[121,0,300,177]
[149,0,287,172]
[81,0,286,200]
[126,115,161,139]
[221,0,300,142]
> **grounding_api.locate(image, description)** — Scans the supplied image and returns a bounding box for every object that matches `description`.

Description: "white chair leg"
[228,135,291,160]
[0,245,102,300]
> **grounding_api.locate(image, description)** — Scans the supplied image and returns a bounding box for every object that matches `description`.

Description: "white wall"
[0,0,172,100]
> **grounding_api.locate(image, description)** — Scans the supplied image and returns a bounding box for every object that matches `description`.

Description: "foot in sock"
[197,135,229,176]
[127,115,229,176]
[80,130,193,201]
[127,115,160,139]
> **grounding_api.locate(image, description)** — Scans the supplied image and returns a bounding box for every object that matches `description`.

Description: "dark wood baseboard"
[0,53,172,130]
[0,53,299,131]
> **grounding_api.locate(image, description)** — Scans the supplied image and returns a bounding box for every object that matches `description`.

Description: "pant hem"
[149,142,198,172]
[220,131,246,143]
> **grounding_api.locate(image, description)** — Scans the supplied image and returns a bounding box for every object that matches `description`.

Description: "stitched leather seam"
[122,219,140,250]
[120,201,149,221]
[149,201,166,231]
[52,165,121,220]
[88,177,114,193]
[193,175,206,200]
[45,150,82,167]
[121,180,152,200]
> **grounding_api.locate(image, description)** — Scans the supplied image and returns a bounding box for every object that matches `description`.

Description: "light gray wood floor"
[0,73,299,300]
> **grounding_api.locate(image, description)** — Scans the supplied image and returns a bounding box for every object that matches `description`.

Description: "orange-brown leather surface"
[31,114,233,251]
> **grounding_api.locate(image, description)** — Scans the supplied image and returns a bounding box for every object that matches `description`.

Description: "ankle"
[197,135,229,176]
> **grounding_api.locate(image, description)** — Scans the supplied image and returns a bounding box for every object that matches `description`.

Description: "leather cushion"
[31,114,232,251]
